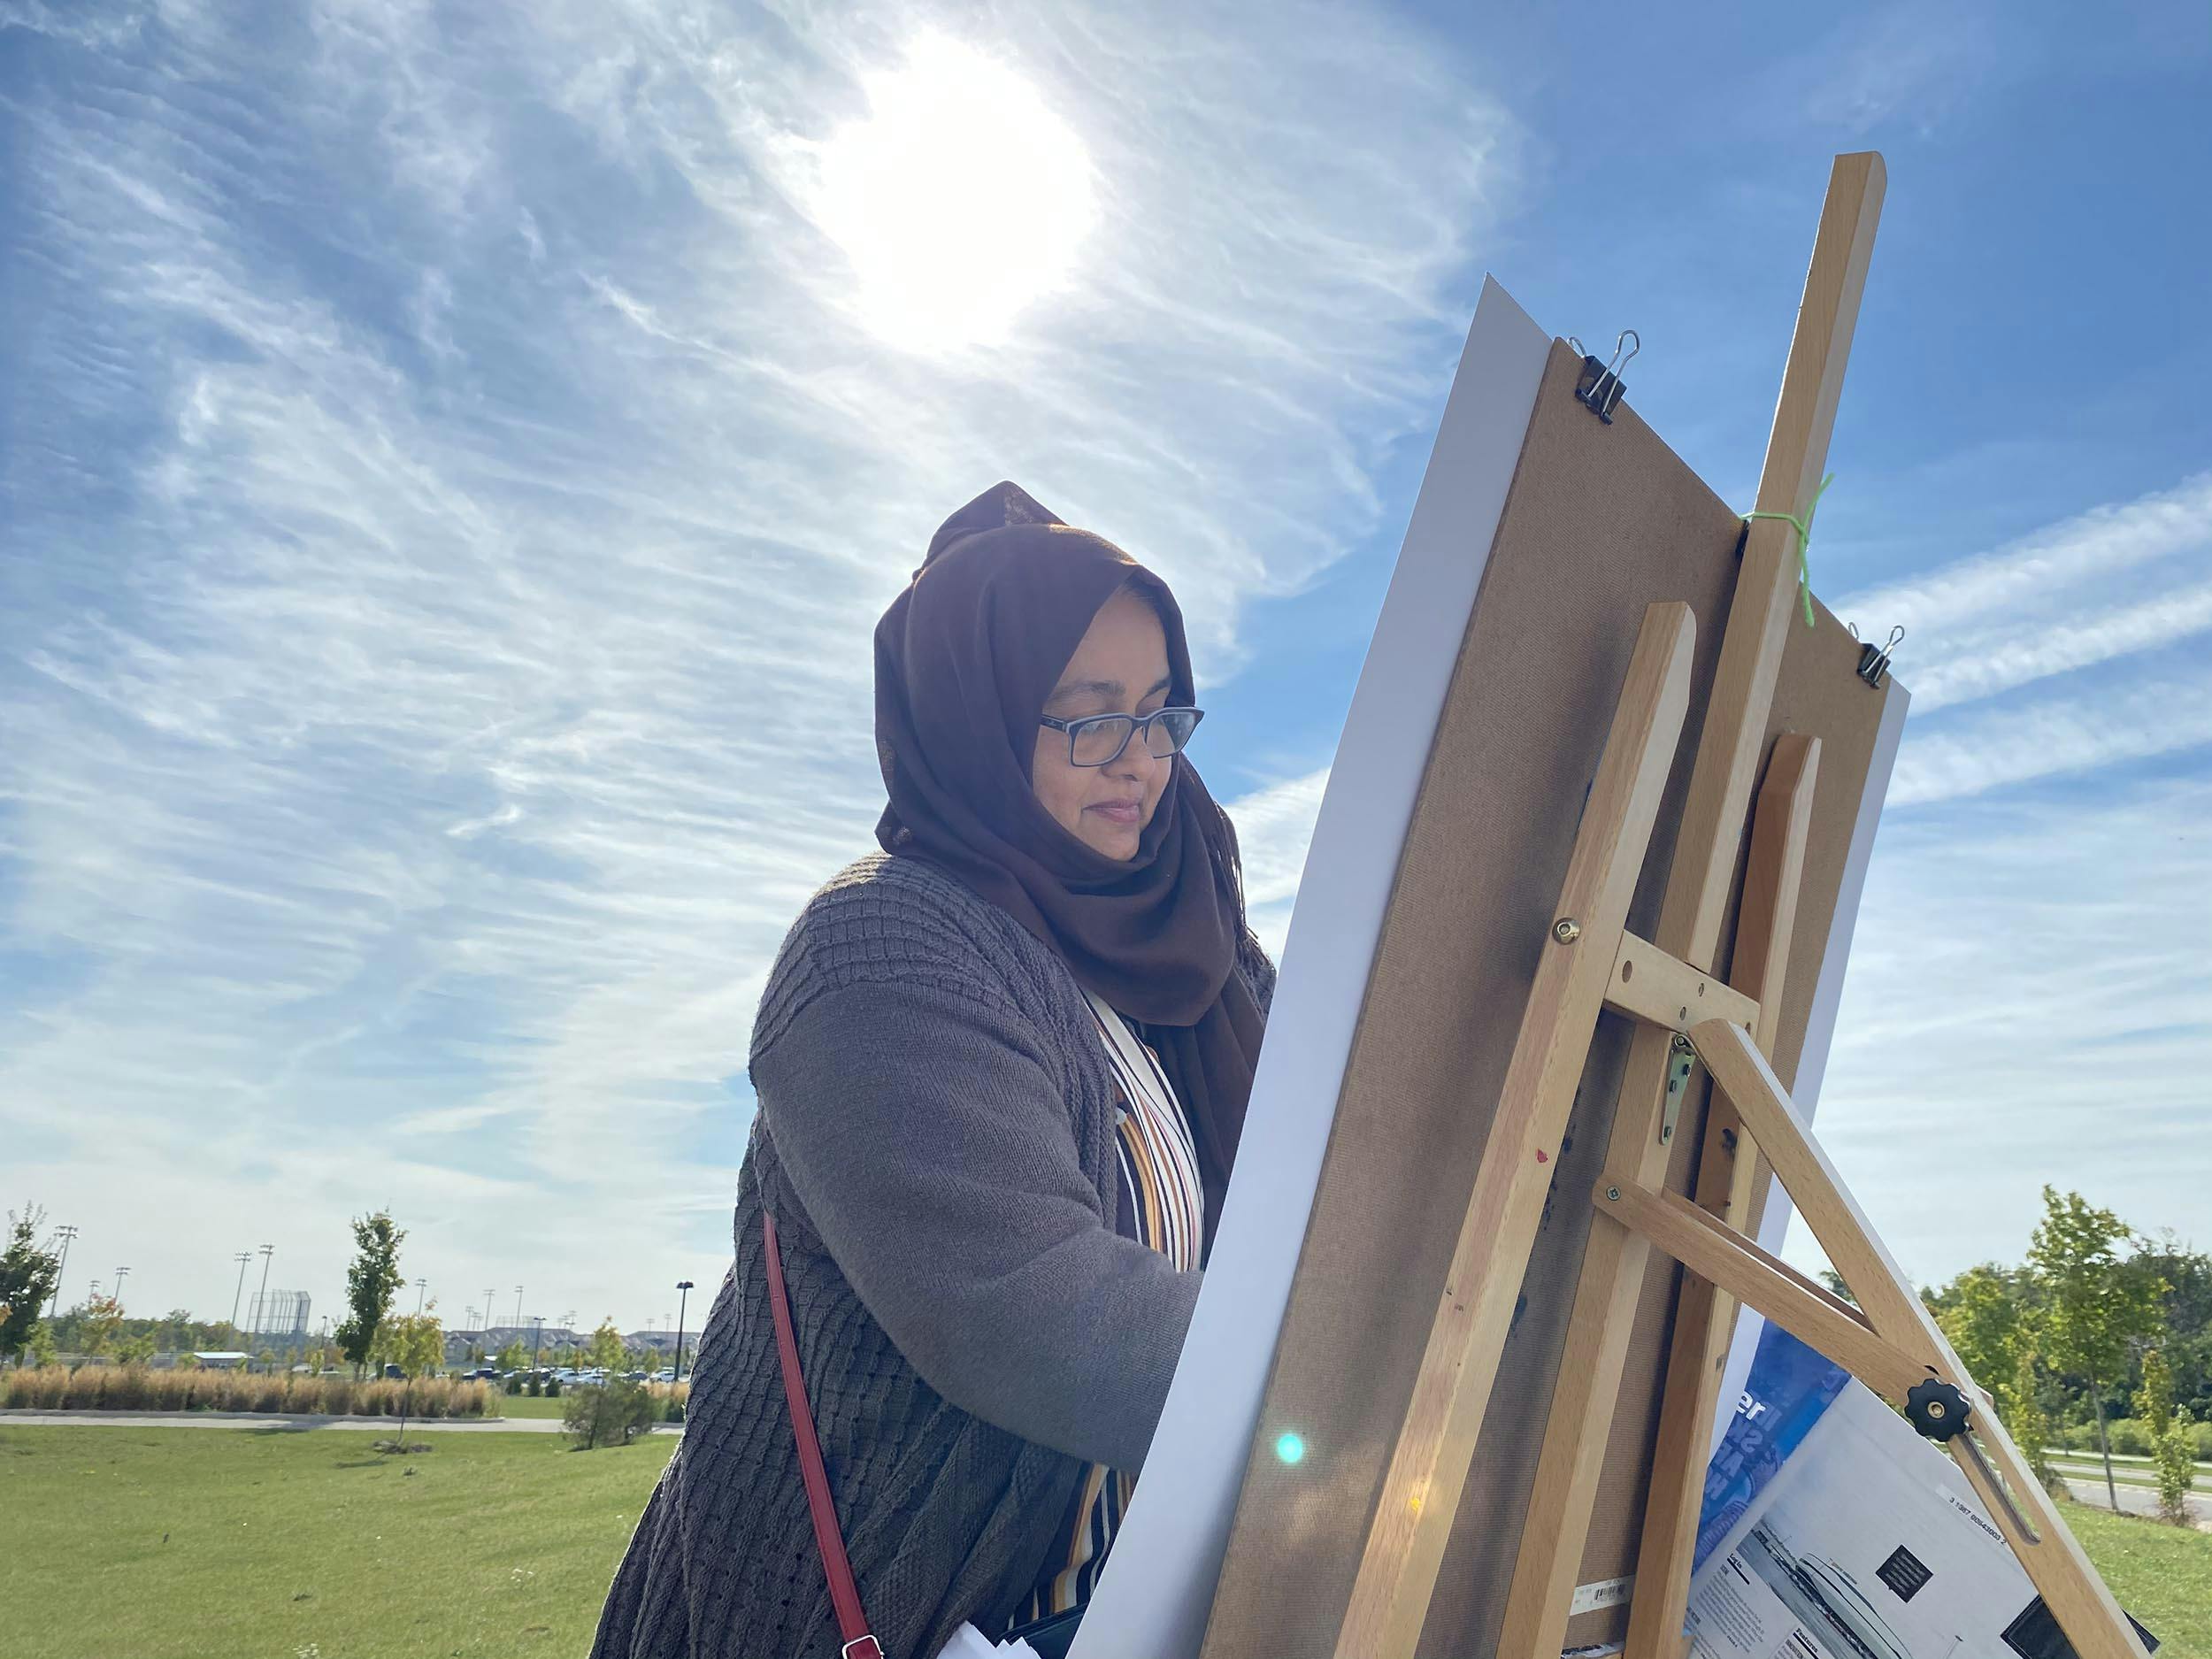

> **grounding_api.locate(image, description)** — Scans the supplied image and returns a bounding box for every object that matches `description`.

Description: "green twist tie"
[1744,472,1833,628]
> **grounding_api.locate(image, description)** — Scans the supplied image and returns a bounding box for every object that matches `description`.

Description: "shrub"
[564,1379,654,1449]
[503,1374,522,1395]
[545,1377,561,1398]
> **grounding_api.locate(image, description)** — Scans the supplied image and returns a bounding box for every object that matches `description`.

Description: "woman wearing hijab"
[592,482,1273,1659]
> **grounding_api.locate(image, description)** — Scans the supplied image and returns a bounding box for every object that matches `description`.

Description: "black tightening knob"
[1904,1378,1973,1441]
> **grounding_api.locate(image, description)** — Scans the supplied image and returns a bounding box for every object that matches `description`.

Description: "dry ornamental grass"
[0,1364,495,1417]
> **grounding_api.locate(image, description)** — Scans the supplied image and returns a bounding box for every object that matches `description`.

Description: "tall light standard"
[252,1243,274,1339]
[47,1224,77,1317]
[673,1280,695,1385]
[112,1266,130,1310]
[413,1278,428,1317]
[483,1287,497,1337]
[512,1285,524,1330]
[529,1314,544,1372]
[559,1310,576,1365]
[230,1251,253,1329]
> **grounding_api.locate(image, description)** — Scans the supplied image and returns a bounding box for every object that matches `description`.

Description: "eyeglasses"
[1038,706,1205,768]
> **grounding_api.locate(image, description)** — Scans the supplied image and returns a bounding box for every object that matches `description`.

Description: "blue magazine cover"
[1692,1318,1849,1573]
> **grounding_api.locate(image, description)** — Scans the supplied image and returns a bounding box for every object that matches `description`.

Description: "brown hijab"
[873,481,1262,1249]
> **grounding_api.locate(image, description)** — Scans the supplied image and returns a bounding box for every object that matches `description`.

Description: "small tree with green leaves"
[1,1205,64,1364]
[25,1320,58,1369]
[331,1210,405,1379]
[2005,1332,2061,1494]
[496,1338,528,1373]
[79,1294,124,1359]
[1931,1263,2026,1394]
[2026,1187,2165,1510]
[380,1308,445,1449]
[2134,1344,2198,1525]
[588,1317,626,1376]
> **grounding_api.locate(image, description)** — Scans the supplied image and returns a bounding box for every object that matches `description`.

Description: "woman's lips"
[1089,801,1142,826]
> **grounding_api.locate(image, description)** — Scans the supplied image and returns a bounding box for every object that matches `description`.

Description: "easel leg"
[1686,1020,2152,1659]
[1327,602,1695,1659]
[1624,734,1819,1659]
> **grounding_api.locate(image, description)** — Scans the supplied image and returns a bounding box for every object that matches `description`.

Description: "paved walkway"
[2056,1470,2209,1525]
[0,1409,680,1436]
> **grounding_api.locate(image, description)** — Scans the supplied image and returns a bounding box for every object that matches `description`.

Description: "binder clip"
[1849,623,1904,689]
[1567,330,1638,424]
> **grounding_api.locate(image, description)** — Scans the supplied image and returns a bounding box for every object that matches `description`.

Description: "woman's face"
[1032,586,1174,862]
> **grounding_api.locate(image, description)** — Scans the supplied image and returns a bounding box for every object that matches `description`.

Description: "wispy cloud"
[0,1,1516,1319]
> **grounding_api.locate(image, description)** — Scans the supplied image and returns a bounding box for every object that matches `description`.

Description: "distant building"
[192,1352,250,1370]
[246,1289,311,1343]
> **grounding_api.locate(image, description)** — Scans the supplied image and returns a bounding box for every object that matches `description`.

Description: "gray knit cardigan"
[590,852,1274,1659]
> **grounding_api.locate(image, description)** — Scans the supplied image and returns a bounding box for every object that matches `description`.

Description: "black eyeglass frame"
[1037,705,1205,768]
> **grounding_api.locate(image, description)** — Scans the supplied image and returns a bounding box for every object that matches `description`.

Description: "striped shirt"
[1009,990,1205,1627]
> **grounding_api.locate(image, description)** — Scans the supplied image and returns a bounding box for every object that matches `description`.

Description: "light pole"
[512,1285,524,1330]
[112,1266,129,1310]
[673,1280,695,1385]
[48,1224,77,1317]
[483,1287,497,1338]
[230,1252,253,1328]
[252,1243,274,1338]
[530,1315,544,1372]
[560,1310,576,1365]
[414,1278,428,1317]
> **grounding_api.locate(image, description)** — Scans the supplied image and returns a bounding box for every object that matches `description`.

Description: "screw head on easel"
[1553,917,1582,943]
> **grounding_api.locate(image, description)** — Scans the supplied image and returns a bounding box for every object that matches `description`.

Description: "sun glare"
[815,35,1099,352]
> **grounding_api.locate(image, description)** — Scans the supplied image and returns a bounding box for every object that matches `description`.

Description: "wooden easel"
[1327,153,2151,1659]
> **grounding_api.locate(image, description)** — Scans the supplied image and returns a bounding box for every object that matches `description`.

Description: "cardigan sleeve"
[751,975,1200,1473]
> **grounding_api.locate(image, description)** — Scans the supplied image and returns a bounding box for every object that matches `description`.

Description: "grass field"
[487,1394,568,1418]
[1,1425,2202,1657]
[2060,1502,2212,1657]
[1,1425,674,1659]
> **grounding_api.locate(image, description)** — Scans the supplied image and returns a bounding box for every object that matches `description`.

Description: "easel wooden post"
[1320,151,2152,1659]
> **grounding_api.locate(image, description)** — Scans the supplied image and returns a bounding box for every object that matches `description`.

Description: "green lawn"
[0,1425,674,1659]
[487,1394,568,1418]
[2058,1501,2212,1658]
[0,1425,2201,1658]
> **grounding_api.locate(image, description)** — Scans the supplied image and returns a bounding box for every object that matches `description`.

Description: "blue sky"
[4,0,2207,1334]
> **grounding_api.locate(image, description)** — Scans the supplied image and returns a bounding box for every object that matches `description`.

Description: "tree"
[1,1204,64,1364]
[331,1210,405,1378]
[496,1338,528,1373]
[2134,1344,2198,1526]
[588,1317,626,1376]
[2026,1187,2165,1509]
[78,1294,124,1359]
[1929,1263,2028,1397]
[380,1307,446,1449]
[2005,1332,2061,1494]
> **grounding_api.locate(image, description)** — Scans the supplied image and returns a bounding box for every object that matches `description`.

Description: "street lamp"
[230,1252,253,1329]
[673,1280,695,1385]
[530,1315,544,1371]
[48,1225,77,1317]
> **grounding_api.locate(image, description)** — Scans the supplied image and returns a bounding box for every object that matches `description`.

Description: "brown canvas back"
[1200,340,1894,1657]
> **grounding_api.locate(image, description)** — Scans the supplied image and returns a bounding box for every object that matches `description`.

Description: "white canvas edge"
[1706,678,1913,1455]
[1069,277,1553,1659]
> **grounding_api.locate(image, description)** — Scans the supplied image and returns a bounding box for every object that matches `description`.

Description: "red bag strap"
[762,1209,883,1659]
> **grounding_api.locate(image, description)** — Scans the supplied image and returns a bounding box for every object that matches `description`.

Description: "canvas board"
[1077,280,1905,1659]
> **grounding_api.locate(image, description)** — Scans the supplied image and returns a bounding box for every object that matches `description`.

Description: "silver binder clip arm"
[1849,622,1905,688]
[1570,329,1639,424]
